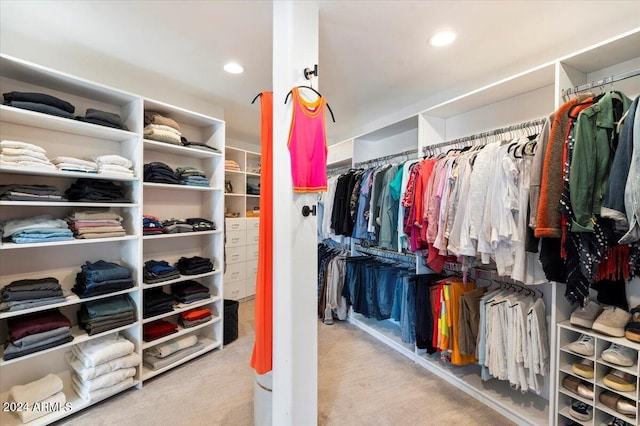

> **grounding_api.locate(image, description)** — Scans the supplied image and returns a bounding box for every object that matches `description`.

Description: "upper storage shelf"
[559,28,640,73]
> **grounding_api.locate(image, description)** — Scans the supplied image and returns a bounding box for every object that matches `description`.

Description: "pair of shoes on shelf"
[571,301,632,338]
[563,375,594,399]
[625,305,640,343]
[572,358,595,379]
[603,369,637,392]
[570,399,593,421]
[600,416,634,426]
[602,343,636,367]
[599,391,637,419]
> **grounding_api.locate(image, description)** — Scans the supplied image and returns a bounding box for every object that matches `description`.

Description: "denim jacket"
[569,91,633,232]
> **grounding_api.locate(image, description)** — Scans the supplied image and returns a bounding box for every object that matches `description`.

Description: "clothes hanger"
[284,86,336,122]
[251,93,262,104]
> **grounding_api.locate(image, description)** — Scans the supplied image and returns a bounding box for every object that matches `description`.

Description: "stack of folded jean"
[176,256,214,275]
[69,333,137,402]
[144,111,182,145]
[143,288,175,319]
[0,140,56,171]
[3,91,75,119]
[78,294,137,335]
[3,309,73,360]
[176,166,209,187]
[178,307,212,328]
[143,260,180,284]
[73,260,134,298]
[162,218,194,234]
[171,280,211,304]
[92,155,135,178]
[66,209,126,239]
[143,334,203,370]
[143,319,178,342]
[8,374,66,423]
[142,215,164,235]
[51,156,98,173]
[144,162,180,184]
[1,215,73,244]
[1,277,66,312]
[76,108,128,130]
[185,217,216,231]
[0,184,63,201]
[65,178,130,202]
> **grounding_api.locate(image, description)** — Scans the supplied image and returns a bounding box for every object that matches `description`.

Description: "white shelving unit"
[331,28,640,426]
[0,53,226,425]
[224,146,261,218]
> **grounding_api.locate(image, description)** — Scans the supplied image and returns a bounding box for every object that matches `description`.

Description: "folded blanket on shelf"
[72,334,135,368]
[145,123,181,136]
[0,158,57,170]
[0,140,48,154]
[1,215,69,237]
[11,391,67,423]
[143,341,204,370]
[181,307,212,322]
[0,147,50,161]
[7,309,72,341]
[144,127,182,145]
[66,351,139,381]
[72,366,136,393]
[144,111,180,130]
[146,334,198,359]
[143,319,178,341]
[72,376,134,402]
[51,156,98,169]
[3,91,75,113]
[8,373,64,407]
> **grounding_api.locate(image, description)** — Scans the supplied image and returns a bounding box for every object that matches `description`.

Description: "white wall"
[227,137,261,153]
[353,128,417,164]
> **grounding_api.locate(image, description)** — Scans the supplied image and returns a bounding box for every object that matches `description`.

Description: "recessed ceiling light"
[224,62,244,74]
[429,30,456,47]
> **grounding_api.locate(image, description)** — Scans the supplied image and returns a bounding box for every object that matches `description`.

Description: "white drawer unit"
[223,217,260,299]
[224,279,246,300]
[247,218,260,230]
[226,230,246,247]
[226,246,247,264]
[246,227,260,245]
[226,218,246,231]
[246,244,259,261]
[246,278,257,297]
[247,259,258,278]
[224,261,246,284]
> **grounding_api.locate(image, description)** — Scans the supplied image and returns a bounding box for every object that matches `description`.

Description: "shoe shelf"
[556,322,640,425]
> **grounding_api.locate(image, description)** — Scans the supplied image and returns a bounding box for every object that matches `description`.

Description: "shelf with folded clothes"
[0,322,138,367]
[143,139,222,159]
[141,336,220,382]
[0,287,139,321]
[141,270,221,290]
[0,105,139,142]
[0,201,139,208]
[141,295,222,324]
[0,165,138,182]
[142,229,222,240]
[0,235,138,250]
[142,182,221,192]
[141,315,221,350]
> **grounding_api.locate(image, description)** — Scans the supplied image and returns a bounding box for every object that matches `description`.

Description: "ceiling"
[2,1,640,147]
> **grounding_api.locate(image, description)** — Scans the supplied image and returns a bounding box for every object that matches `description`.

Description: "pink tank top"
[287,87,328,192]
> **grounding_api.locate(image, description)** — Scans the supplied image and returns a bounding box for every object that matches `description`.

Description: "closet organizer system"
[0,54,226,425]
[320,30,640,426]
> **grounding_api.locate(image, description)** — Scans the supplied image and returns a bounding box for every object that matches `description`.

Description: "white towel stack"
[51,156,98,173]
[0,140,56,170]
[92,155,135,178]
[68,333,139,402]
[7,373,66,423]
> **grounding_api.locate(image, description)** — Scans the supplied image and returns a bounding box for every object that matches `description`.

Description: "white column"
[272,2,319,425]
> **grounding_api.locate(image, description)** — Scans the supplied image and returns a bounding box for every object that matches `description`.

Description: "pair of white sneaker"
[568,335,635,367]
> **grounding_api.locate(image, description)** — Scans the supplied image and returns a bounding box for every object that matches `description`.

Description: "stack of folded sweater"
[178,307,213,328]
[76,108,128,130]
[3,91,75,119]
[143,260,180,284]
[144,162,180,184]
[73,260,134,298]
[171,280,211,304]
[65,178,130,203]
[0,184,63,201]
[0,140,56,170]
[1,215,73,244]
[69,333,137,402]
[176,166,209,187]
[143,334,204,371]
[7,374,66,423]
[142,215,164,235]
[51,156,98,174]
[143,319,178,341]
[3,309,73,360]
[186,217,216,231]
[93,154,134,178]
[1,277,65,312]
[144,111,182,145]
[143,288,174,319]
[162,218,194,233]
[176,256,214,275]
[225,160,241,171]
[66,209,126,239]
[78,294,137,335]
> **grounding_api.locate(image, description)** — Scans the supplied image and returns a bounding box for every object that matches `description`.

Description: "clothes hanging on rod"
[561,68,640,100]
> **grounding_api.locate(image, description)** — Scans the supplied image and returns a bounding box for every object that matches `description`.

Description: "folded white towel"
[72,334,134,368]
[66,352,139,381]
[73,367,136,392]
[9,391,66,423]
[51,157,98,169]
[146,334,198,359]
[92,154,133,169]
[8,374,63,407]
[0,140,47,154]
[144,123,182,136]
[72,376,134,402]
[0,154,54,165]
[0,159,57,170]
[2,215,69,237]
[0,147,50,161]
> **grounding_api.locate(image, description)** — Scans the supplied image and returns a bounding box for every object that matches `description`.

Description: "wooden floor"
[58,299,515,426]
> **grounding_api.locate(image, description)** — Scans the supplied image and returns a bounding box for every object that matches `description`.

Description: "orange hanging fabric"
[250,92,274,374]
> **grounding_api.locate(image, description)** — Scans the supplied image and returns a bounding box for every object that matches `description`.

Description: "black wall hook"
[302,205,317,217]
[304,64,318,80]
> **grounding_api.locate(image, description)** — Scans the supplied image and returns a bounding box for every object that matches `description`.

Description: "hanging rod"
[563,68,640,98]
[326,164,355,177]
[354,148,418,168]
[354,244,416,260]
[422,118,545,155]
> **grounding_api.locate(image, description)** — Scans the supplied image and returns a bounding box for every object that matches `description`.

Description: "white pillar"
[272,1,319,425]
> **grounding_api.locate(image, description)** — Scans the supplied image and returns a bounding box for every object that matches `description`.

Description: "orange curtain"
[250,92,273,374]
